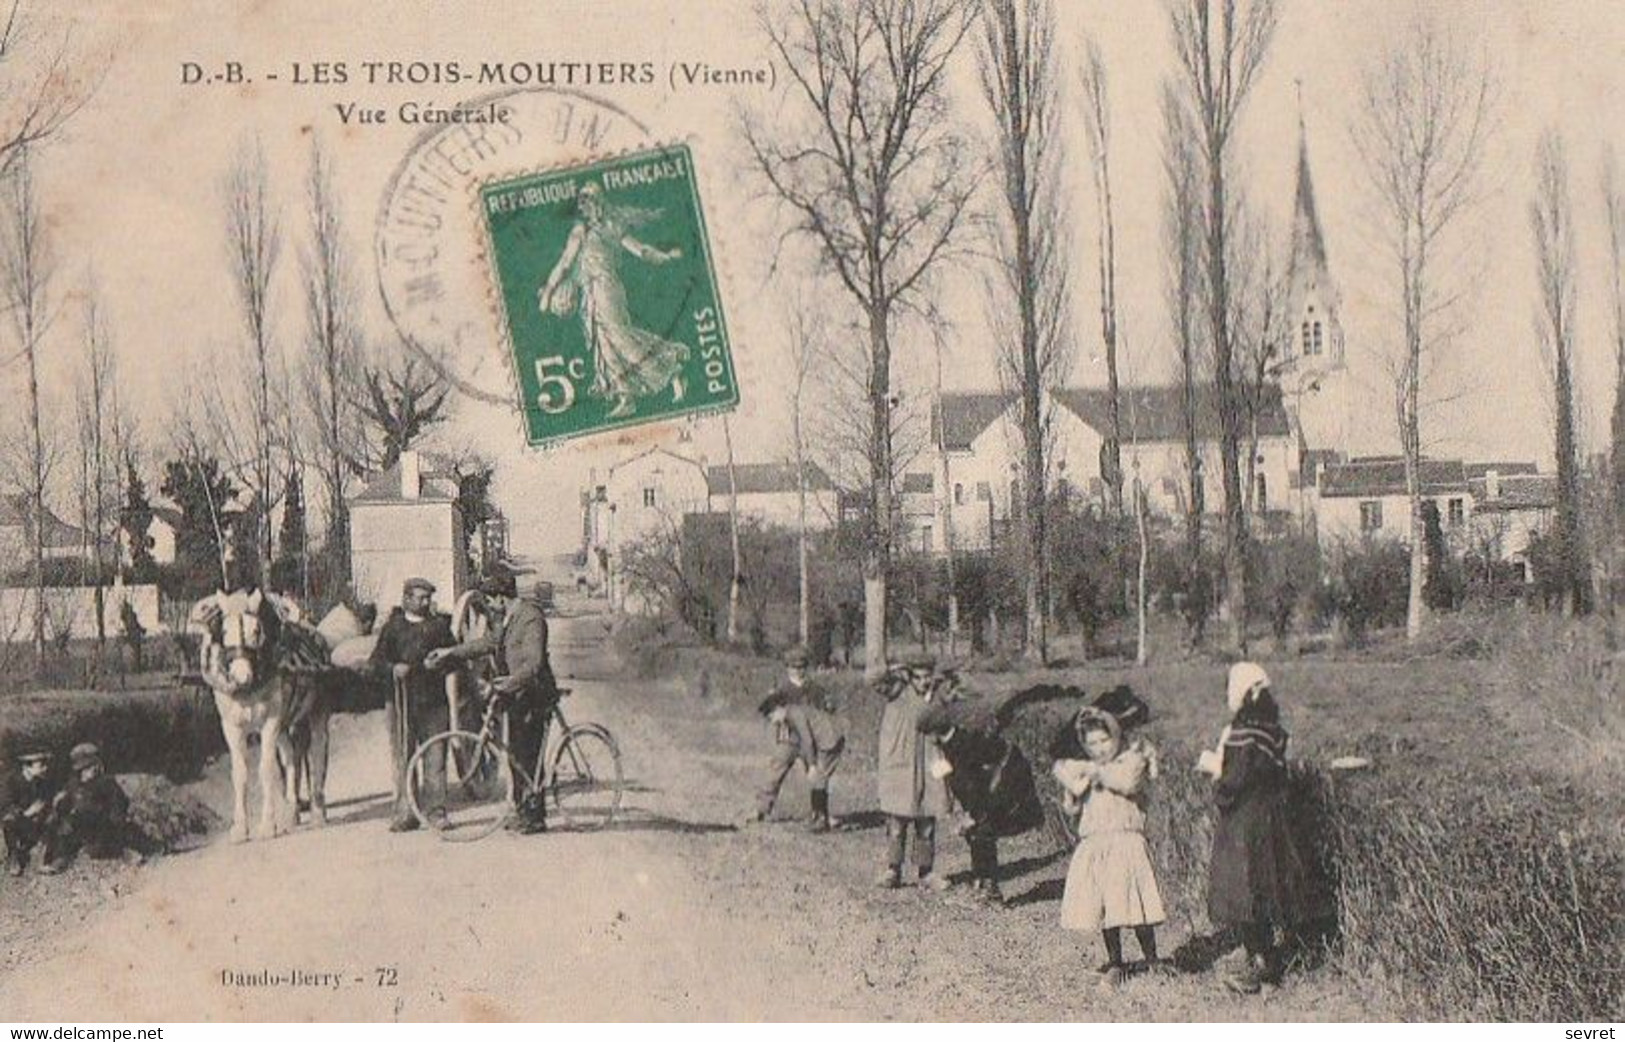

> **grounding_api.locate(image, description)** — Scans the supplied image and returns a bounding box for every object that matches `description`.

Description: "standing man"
[368,578,457,832]
[427,565,557,834]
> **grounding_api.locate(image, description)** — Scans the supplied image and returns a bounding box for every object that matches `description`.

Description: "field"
[620,605,1625,1020]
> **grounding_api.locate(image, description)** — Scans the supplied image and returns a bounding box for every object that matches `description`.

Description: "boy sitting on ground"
[39,743,153,873]
[3,750,60,876]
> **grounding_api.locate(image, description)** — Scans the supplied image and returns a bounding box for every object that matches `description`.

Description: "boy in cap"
[874,652,953,891]
[368,577,457,832]
[3,750,59,876]
[751,647,846,831]
[40,743,149,872]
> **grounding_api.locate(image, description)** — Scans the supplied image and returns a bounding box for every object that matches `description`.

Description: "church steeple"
[1282,84,1343,372]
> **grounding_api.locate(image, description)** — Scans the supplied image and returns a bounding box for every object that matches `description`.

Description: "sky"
[5,0,1624,558]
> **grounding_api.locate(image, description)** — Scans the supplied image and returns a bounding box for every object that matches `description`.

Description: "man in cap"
[427,564,558,834]
[369,577,458,832]
[750,646,845,831]
[3,749,59,875]
[40,743,150,872]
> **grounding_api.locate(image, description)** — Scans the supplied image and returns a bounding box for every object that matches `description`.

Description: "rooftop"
[1318,458,1469,498]
[704,461,835,496]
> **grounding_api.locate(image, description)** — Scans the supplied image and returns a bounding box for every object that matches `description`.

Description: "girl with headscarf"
[1053,707,1166,985]
[1199,662,1315,994]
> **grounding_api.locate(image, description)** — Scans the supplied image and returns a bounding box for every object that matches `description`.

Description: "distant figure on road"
[751,647,845,832]
[873,653,952,892]
[369,578,457,832]
[428,565,558,834]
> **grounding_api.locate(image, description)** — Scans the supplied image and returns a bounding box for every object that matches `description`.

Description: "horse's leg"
[307,707,330,827]
[222,722,251,844]
[277,724,306,827]
[258,716,289,838]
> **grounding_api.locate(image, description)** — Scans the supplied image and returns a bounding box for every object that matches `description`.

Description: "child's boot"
[806,789,831,833]
[875,865,902,889]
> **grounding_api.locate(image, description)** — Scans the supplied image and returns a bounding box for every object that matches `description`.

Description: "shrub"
[0,685,225,803]
[1329,538,1411,641]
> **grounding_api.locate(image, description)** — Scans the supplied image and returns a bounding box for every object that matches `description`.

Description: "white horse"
[190,588,317,842]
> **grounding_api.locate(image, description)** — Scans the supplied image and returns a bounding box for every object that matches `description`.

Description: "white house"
[584,446,709,611]
[348,451,469,609]
[703,461,838,530]
[1466,464,1554,581]
[917,384,1298,554]
[1312,457,1473,545]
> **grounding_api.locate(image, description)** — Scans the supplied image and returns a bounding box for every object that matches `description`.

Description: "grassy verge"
[613,613,1625,1020]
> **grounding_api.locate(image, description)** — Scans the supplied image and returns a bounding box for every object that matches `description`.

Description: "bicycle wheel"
[548,723,623,831]
[408,730,530,842]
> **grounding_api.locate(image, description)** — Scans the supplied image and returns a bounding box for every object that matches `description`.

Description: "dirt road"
[0,611,1369,1021]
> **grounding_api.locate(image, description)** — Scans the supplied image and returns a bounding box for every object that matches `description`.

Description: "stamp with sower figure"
[479,143,739,447]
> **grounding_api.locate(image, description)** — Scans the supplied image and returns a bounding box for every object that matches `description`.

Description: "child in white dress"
[1054,708,1166,983]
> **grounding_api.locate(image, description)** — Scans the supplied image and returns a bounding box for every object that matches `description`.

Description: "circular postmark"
[375,86,654,408]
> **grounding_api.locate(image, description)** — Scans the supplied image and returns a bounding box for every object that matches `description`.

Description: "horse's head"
[196,588,283,692]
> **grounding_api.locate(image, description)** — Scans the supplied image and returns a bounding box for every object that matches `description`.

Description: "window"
[641,487,656,508]
[1301,320,1313,356]
[953,482,965,506]
[1447,498,1465,527]
[1359,500,1383,533]
[1311,321,1324,355]
[1255,473,1268,513]
[918,525,934,552]
[975,481,991,502]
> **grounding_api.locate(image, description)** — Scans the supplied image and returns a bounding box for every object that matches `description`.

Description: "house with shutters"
[1311,457,1474,545]
[1464,464,1556,581]
[911,384,1298,554]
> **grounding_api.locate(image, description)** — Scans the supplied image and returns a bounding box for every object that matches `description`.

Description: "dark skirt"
[1207,790,1319,927]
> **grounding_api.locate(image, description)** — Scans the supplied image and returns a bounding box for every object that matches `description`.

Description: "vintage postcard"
[0,0,1621,1027]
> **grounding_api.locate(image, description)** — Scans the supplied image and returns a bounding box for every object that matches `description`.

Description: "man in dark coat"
[427,566,558,834]
[369,578,458,832]
[39,744,152,872]
[3,751,59,875]
[917,697,1044,905]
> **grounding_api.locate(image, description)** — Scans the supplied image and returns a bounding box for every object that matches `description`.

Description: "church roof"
[1291,129,1330,277]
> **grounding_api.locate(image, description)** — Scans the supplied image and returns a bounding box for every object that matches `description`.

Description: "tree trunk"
[865,309,893,679]
[793,408,811,648]
[723,416,743,645]
[1135,475,1150,666]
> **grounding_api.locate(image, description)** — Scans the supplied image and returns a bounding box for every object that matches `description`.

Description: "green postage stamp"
[479,143,739,446]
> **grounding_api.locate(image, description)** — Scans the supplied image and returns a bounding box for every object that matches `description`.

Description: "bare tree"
[0,147,54,671]
[224,140,282,584]
[721,414,743,645]
[299,136,363,576]
[354,351,450,471]
[1078,33,1122,519]
[744,0,978,678]
[1603,148,1625,601]
[785,300,822,648]
[1531,128,1585,615]
[1352,12,1493,639]
[77,281,116,651]
[1160,81,1207,640]
[0,3,93,178]
[1167,0,1278,652]
[978,0,1069,663]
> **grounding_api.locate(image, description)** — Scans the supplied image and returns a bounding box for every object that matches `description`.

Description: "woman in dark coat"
[1201,662,1316,994]
[917,697,1043,905]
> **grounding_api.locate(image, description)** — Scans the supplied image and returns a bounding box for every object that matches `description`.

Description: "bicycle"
[405,681,624,842]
